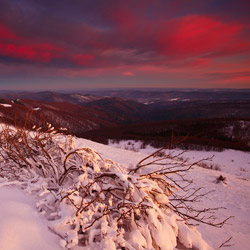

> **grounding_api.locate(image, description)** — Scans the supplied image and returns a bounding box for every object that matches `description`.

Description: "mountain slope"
[74,137,250,250]
[0,98,116,134]
[1,130,249,249]
[0,125,249,249]
[78,89,250,102]
[0,91,102,105]
[82,97,151,124]
[1,90,250,124]
[81,117,250,151]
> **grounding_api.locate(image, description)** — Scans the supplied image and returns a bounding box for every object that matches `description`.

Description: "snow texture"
[108,139,250,250]
[0,130,249,250]
[0,103,12,108]
[0,187,61,250]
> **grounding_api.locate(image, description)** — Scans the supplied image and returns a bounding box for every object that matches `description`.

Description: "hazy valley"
[0,89,249,152]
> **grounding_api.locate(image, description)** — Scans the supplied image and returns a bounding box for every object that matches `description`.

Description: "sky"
[0,0,249,90]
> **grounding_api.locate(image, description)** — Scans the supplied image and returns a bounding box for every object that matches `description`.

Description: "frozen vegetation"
[0,126,249,249]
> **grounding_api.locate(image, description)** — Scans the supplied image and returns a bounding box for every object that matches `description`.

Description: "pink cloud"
[71,53,95,66]
[0,23,19,40]
[123,71,134,76]
[157,15,249,58]
[0,42,65,62]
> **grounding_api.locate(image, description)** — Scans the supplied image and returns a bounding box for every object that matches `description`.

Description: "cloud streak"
[0,0,249,88]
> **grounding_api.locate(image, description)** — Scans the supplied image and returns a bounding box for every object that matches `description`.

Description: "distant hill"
[81,117,250,151]
[0,99,116,135]
[0,91,103,105]
[146,100,250,121]
[77,88,250,102]
[0,89,249,152]
[82,97,151,124]
[1,90,250,123]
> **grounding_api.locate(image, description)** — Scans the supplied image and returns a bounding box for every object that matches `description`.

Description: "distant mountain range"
[1,89,250,122]
[76,88,250,102]
[0,89,249,150]
[82,117,250,151]
[1,88,250,103]
[0,91,102,104]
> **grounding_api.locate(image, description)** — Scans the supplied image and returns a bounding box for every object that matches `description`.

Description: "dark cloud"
[202,71,250,79]
[0,0,249,88]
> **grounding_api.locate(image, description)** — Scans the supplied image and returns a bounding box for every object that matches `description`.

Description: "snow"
[0,103,12,107]
[59,127,68,131]
[143,101,155,105]
[194,169,250,249]
[33,107,41,111]
[108,140,250,178]
[107,139,250,250]
[174,149,250,178]
[168,98,180,101]
[0,186,61,250]
[0,132,249,249]
[176,221,211,250]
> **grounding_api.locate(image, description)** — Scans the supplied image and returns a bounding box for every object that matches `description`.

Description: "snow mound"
[0,103,12,108]
[0,187,61,250]
[33,107,41,111]
[0,126,214,249]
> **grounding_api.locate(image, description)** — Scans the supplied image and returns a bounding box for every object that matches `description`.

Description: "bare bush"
[0,124,232,249]
[197,161,221,171]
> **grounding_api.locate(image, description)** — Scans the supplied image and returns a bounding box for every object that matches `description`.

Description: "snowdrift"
[0,125,216,249]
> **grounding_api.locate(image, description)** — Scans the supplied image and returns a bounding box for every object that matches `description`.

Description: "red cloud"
[206,71,250,87]
[157,15,249,58]
[109,8,136,30]
[72,53,95,66]
[0,12,249,77]
[123,71,134,76]
[0,23,19,40]
[0,22,66,62]
[0,42,65,62]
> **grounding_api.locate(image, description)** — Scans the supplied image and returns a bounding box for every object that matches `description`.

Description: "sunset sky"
[0,0,249,90]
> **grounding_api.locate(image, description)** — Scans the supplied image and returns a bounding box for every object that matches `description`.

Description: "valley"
[0,89,249,152]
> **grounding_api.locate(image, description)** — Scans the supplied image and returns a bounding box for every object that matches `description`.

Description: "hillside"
[146,100,250,121]
[0,98,116,134]
[83,97,151,124]
[1,90,250,123]
[0,90,249,153]
[82,117,250,151]
[0,129,249,249]
[78,89,250,102]
[0,91,102,105]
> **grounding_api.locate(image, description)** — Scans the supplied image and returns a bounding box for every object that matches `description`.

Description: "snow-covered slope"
[107,140,250,250]
[0,186,61,250]
[0,134,249,249]
[108,139,250,178]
